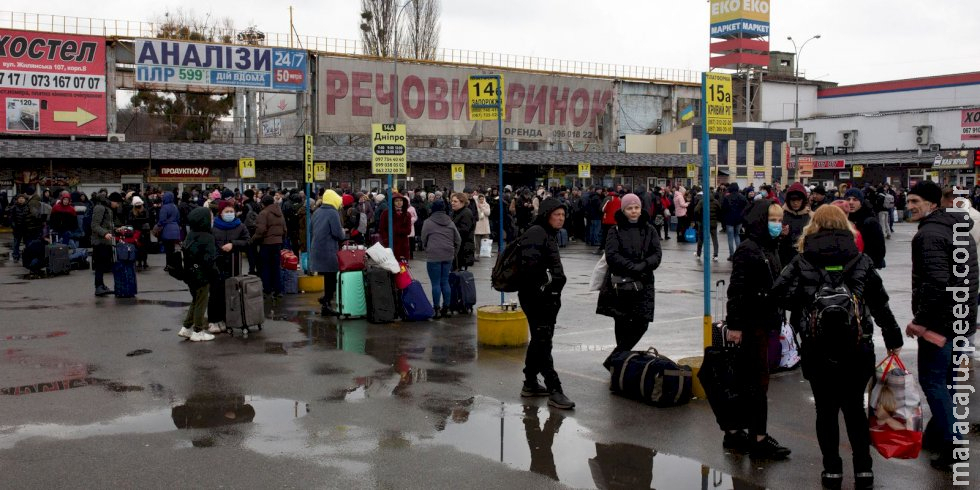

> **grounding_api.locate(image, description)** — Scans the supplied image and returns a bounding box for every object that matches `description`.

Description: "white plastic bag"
[778,322,800,369]
[589,253,608,292]
[480,238,493,258]
[366,243,401,273]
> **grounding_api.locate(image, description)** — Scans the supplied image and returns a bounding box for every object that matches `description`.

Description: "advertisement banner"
[798,156,814,178]
[135,39,307,92]
[704,72,733,135]
[812,159,846,169]
[933,150,973,170]
[0,29,106,136]
[709,0,771,38]
[318,57,614,141]
[371,123,407,174]
[962,108,980,140]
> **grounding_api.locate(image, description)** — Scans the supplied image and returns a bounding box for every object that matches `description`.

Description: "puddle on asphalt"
[133,299,192,307]
[327,365,467,402]
[412,396,765,489]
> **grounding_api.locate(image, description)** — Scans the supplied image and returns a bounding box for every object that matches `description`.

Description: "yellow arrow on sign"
[53,107,97,127]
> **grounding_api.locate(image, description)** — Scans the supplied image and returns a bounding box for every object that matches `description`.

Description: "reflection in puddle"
[0,377,143,395]
[3,331,69,341]
[134,299,192,308]
[414,396,765,490]
[330,363,467,402]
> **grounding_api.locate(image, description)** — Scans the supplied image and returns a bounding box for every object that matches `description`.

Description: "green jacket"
[181,207,217,289]
[693,196,721,227]
[90,199,115,247]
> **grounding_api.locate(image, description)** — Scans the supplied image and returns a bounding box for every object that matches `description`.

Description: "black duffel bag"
[608,348,692,407]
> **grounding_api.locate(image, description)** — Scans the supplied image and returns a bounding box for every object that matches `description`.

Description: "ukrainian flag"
[680,105,694,122]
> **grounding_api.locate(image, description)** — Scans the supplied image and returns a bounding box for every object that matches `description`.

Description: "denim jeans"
[918,337,955,444]
[426,260,452,309]
[588,220,601,246]
[11,231,23,259]
[725,224,742,255]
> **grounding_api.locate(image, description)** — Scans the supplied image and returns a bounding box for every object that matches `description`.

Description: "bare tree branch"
[405,0,440,60]
[359,0,397,58]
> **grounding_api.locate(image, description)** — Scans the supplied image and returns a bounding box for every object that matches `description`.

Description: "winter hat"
[210,190,221,200]
[812,185,827,196]
[908,180,942,206]
[830,199,851,214]
[374,194,385,203]
[621,193,641,209]
[341,193,355,207]
[221,189,234,200]
[108,192,124,203]
[322,190,342,210]
[843,188,864,201]
[131,196,144,206]
[727,183,739,193]
[217,200,235,211]
[243,189,255,199]
[60,190,71,199]
[261,195,275,206]
[431,199,447,214]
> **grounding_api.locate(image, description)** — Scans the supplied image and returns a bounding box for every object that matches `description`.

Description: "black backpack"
[491,233,526,292]
[807,257,863,360]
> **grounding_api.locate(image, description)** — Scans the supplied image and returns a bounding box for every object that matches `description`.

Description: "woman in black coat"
[771,205,902,490]
[450,192,476,270]
[207,201,251,332]
[723,199,791,460]
[596,193,662,368]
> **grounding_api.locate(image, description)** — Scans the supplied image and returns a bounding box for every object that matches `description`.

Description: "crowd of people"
[2,177,974,486]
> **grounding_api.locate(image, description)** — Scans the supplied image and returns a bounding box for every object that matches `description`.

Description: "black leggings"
[809,362,874,473]
[321,273,338,304]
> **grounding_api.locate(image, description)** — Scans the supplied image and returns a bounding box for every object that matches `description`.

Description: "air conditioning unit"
[107,133,126,142]
[929,143,941,152]
[915,126,932,146]
[803,133,816,152]
[840,130,856,148]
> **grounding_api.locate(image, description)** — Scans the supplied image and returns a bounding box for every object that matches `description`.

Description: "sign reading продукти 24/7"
[135,39,307,92]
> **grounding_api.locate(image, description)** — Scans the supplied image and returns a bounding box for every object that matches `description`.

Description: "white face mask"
[222,212,236,222]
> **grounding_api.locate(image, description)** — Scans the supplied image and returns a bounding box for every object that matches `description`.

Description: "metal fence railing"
[0,11,702,84]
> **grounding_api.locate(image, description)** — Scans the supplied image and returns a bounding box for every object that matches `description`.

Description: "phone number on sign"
[0,70,104,92]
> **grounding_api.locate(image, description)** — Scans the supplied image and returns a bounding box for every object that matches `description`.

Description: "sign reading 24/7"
[135,39,307,92]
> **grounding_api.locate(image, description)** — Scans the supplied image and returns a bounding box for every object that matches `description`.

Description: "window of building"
[753,141,765,167]
[736,140,747,166]
[679,141,688,154]
[772,142,782,170]
[717,139,729,166]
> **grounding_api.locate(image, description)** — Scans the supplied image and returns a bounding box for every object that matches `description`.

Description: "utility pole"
[788,35,820,182]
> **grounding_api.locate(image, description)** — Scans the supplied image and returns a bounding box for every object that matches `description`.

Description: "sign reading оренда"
[0,29,106,136]
[135,39,307,92]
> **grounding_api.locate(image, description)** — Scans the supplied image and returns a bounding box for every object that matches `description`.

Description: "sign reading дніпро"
[371,124,407,174]
[962,109,980,140]
[0,29,107,136]
[705,73,733,135]
[710,0,771,38]
[318,57,613,142]
[135,39,307,92]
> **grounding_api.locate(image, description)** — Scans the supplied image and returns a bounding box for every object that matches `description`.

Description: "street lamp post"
[788,34,820,182]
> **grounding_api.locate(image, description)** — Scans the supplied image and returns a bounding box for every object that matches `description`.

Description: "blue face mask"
[222,212,236,222]
[768,222,782,238]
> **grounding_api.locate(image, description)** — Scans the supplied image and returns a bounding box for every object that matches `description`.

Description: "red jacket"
[602,196,621,225]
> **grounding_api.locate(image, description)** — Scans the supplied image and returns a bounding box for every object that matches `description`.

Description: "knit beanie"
[843,188,864,201]
[908,180,942,206]
[621,193,641,209]
[431,199,447,214]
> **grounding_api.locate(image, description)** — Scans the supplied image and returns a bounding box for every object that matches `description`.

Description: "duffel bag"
[608,348,692,407]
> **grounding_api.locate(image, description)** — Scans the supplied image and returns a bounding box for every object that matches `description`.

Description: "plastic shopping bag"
[589,253,608,292]
[366,243,401,273]
[868,355,923,459]
[480,238,493,258]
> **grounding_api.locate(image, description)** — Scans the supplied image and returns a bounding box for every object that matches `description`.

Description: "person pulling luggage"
[771,205,903,489]
[208,201,250,333]
[179,207,219,342]
[91,192,126,297]
[596,193,662,369]
[518,197,574,410]
[310,189,346,316]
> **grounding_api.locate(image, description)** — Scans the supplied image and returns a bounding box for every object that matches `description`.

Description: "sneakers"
[722,430,752,453]
[820,471,843,490]
[548,391,575,409]
[520,380,550,397]
[178,327,193,338]
[854,471,873,490]
[749,434,791,460]
[94,285,113,297]
[207,323,225,334]
[189,331,216,342]
[440,307,453,318]
[712,256,719,262]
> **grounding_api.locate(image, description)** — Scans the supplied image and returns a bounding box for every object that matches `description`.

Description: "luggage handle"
[876,354,907,383]
[715,279,726,318]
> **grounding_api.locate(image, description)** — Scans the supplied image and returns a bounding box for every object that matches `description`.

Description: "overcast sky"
[4,0,977,85]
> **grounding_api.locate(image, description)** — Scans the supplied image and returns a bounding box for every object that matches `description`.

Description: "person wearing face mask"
[596,193,662,368]
[722,200,791,460]
[206,202,250,333]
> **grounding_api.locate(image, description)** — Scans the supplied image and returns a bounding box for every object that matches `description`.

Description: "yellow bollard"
[678,356,706,399]
[476,305,529,347]
[298,274,324,293]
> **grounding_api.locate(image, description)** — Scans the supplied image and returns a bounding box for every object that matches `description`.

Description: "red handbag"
[280,250,299,270]
[394,260,413,289]
[337,242,367,272]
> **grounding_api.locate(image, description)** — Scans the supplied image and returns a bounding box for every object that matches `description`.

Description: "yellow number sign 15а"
[705,73,733,135]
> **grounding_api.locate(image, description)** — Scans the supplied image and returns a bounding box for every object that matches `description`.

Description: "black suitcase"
[45,242,71,276]
[363,263,397,324]
[711,279,737,348]
[698,346,745,431]
[608,348,693,407]
[449,270,477,314]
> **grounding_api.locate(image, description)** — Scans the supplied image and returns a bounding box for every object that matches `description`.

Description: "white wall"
[818,84,980,116]
[768,108,967,152]
[760,81,818,122]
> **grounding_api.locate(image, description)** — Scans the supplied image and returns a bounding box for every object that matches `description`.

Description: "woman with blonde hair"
[772,204,903,490]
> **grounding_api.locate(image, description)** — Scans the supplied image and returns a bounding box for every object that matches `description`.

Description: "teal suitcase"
[336,270,367,318]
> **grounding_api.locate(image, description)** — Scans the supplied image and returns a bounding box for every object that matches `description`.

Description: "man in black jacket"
[518,197,574,409]
[844,188,886,268]
[906,181,978,471]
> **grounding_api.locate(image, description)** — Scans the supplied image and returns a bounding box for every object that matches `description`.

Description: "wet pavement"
[0,224,975,489]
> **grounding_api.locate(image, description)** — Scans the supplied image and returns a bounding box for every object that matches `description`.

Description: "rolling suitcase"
[45,234,71,276]
[449,270,476,314]
[363,263,397,324]
[336,270,368,318]
[225,256,264,338]
[710,280,737,348]
[401,280,434,321]
[113,239,138,298]
[608,348,693,407]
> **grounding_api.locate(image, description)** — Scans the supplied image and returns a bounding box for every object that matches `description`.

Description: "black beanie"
[244,189,255,199]
[261,195,275,206]
[108,192,124,203]
[909,180,942,206]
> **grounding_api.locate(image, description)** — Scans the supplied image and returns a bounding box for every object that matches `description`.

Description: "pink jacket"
[673,188,689,218]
